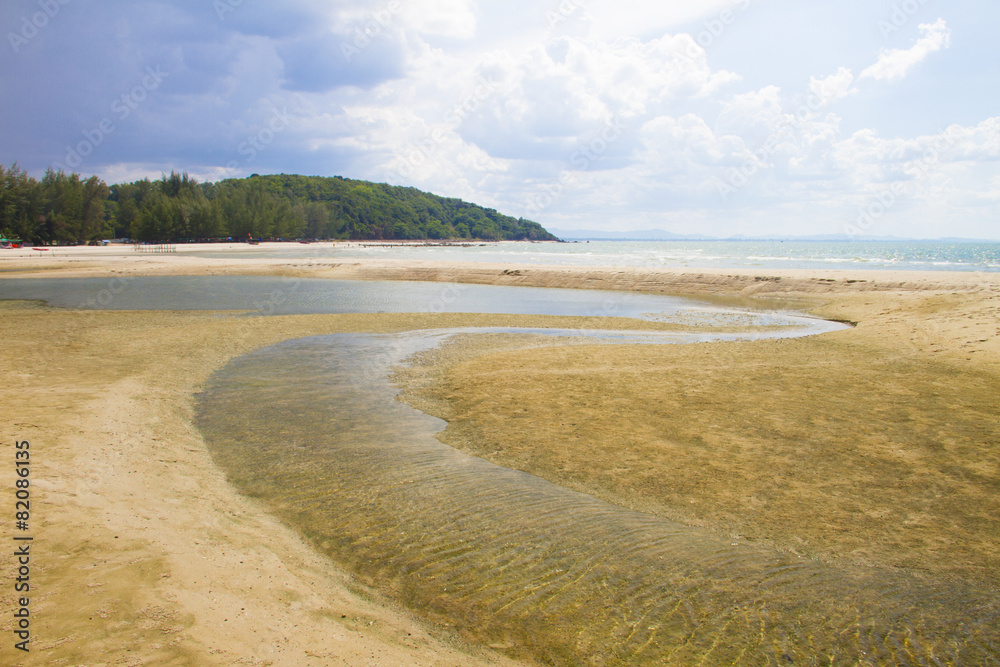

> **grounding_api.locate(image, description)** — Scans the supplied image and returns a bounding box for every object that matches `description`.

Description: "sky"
[1,0,998,239]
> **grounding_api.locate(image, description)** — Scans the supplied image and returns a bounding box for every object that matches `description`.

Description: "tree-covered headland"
[0,164,558,244]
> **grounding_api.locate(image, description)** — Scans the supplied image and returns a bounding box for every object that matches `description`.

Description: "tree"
[304,201,329,238]
[0,164,43,242]
[80,175,111,241]
[134,193,178,241]
[0,163,560,243]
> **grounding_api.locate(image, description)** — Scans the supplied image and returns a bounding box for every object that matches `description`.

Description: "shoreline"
[1,240,997,289]
[1,249,998,664]
[3,241,996,298]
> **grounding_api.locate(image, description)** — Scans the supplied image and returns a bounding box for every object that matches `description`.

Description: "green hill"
[0,164,558,244]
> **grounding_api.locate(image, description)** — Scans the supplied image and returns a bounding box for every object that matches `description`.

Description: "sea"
[191,239,1000,273]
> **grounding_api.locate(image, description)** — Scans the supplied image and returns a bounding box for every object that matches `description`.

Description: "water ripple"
[196,331,1000,665]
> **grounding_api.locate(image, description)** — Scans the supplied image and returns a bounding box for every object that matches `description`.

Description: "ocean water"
[188,239,1000,272]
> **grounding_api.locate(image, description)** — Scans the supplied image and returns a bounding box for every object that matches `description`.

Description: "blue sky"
[1,0,997,239]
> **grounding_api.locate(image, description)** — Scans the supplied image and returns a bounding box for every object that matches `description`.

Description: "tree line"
[0,164,558,244]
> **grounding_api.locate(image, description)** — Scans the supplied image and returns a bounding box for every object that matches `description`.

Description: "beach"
[1,244,998,665]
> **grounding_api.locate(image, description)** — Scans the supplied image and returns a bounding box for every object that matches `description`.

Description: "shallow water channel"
[195,331,999,666]
[35,277,980,665]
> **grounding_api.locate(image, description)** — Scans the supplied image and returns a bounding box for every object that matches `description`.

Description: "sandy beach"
[1,243,998,665]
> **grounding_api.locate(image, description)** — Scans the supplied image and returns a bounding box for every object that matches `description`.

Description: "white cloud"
[357,5,995,237]
[378,32,739,170]
[860,18,951,82]
[327,0,476,39]
[716,86,785,140]
[809,67,856,106]
[397,0,477,39]
[641,114,739,170]
[833,119,1000,176]
[941,116,1000,160]
[585,0,752,41]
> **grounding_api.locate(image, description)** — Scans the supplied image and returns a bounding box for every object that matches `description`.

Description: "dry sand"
[1,244,998,665]
[0,305,541,667]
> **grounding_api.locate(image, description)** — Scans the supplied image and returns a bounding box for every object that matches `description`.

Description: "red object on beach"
[32,247,48,251]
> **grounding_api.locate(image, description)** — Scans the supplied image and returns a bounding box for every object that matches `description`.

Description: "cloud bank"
[0,0,996,239]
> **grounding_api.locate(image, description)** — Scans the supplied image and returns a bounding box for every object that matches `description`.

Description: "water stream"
[195,323,999,665]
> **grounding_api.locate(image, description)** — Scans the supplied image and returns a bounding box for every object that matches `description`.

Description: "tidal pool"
[0,275,798,317]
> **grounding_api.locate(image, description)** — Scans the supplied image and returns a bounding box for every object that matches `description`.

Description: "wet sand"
[397,289,1000,587]
[1,246,998,664]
